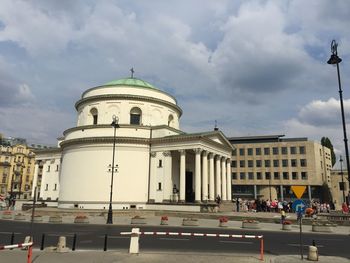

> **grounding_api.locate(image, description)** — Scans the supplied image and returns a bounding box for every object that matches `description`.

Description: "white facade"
[33,78,233,210]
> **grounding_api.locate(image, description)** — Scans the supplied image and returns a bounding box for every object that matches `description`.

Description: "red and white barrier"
[0,241,33,263]
[121,229,264,260]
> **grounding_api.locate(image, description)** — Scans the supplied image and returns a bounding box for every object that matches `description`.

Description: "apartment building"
[0,142,36,199]
[229,135,332,202]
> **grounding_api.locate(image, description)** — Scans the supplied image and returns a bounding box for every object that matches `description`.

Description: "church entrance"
[185,171,194,202]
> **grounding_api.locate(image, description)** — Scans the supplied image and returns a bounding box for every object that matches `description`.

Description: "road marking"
[288,244,324,248]
[159,238,189,241]
[219,241,253,244]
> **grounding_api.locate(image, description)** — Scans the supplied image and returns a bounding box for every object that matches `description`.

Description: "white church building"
[32,77,233,211]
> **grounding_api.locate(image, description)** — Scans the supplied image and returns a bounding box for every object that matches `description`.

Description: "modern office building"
[229,135,332,202]
[0,138,36,200]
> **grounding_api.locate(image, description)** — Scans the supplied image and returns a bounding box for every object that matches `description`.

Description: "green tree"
[321,137,336,167]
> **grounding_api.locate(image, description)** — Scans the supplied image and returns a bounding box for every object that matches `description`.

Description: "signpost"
[291,186,307,260]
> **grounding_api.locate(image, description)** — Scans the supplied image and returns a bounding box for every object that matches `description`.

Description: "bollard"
[72,234,77,251]
[103,234,108,251]
[22,236,31,250]
[56,236,69,252]
[129,228,140,254]
[40,234,45,250]
[308,246,318,261]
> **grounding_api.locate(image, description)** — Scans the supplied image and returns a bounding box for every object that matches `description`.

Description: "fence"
[0,241,33,263]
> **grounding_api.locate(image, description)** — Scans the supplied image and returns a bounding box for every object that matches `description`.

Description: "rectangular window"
[248,160,253,167]
[240,172,245,180]
[47,165,50,172]
[239,148,245,156]
[93,115,98,125]
[264,147,270,155]
[239,160,245,168]
[273,147,279,155]
[248,172,254,180]
[54,184,57,190]
[56,165,59,171]
[291,159,297,167]
[320,161,323,169]
[256,148,261,155]
[292,172,298,180]
[45,184,48,191]
[158,160,162,167]
[231,161,237,168]
[232,149,237,156]
[256,172,262,180]
[247,148,253,156]
[283,172,289,180]
[256,160,261,167]
[232,173,237,180]
[265,172,271,180]
[301,172,308,180]
[264,160,270,167]
[274,172,280,179]
[282,159,288,167]
[273,160,279,167]
[158,182,162,190]
[292,146,298,154]
[281,147,288,155]
[300,159,307,167]
[299,146,306,154]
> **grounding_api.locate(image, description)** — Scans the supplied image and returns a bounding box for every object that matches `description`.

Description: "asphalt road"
[0,220,349,258]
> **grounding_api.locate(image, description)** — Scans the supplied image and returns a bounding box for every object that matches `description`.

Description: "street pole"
[327,40,350,203]
[106,115,119,224]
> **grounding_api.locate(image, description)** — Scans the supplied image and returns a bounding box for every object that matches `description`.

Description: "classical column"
[179,150,186,202]
[308,185,312,202]
[208,153,215,201]
[254,185,257,199]
[148,152,157,203]
[163,151,172,202]
[221,158,227,201]
[202,151,208,201]
[215,155,221,198]
[194,148,202,202]
[226,159,231,201]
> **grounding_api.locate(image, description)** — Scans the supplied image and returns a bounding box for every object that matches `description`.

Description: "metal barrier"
[121,228,264,261]
[0,241,33,263]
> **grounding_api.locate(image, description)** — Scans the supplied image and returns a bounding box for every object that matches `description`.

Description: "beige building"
[229,135,332,202]
[0,143,36,200]
[330,169,349,209]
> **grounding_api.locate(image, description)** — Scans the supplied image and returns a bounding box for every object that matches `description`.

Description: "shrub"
[3,210,12,215]
[219,216,228,223]
[243,219,259,223]
[161,216,168,221]
[75,215,88,219]
[283,220,292,225]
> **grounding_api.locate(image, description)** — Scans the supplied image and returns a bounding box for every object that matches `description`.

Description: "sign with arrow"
[292,199,306,214]
[291,186,306,199]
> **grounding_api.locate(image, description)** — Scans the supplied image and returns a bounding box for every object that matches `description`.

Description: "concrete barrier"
[56,236,69,252]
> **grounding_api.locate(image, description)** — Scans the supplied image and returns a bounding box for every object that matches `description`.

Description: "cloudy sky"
[0,0,350,161]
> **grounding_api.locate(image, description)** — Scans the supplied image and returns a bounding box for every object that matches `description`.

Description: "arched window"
[90,108,98,125]
[168,114,174,126]
[130,107,142,125]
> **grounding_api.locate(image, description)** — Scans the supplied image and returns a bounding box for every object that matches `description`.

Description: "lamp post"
[339,156,346,203]
[106,115,119,224]
[327,40,350,199]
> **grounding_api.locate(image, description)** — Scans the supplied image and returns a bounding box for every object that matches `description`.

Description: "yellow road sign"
[291,186,306,199]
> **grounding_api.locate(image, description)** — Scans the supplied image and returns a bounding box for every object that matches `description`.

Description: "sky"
[0,0,350,163]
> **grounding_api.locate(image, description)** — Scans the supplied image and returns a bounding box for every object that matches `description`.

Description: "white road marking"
[159,238,189,241]
[288,244,324,248]
[219,241,253,244]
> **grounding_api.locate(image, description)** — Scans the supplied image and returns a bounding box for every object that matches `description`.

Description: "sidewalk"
[0,250,349,263]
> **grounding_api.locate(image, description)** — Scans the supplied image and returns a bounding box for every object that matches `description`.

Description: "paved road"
[0,220,349,258]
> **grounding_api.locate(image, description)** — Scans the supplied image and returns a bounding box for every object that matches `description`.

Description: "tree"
[321,137,336,167]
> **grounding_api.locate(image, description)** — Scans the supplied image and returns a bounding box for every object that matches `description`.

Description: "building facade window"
[232,172,237,180]
[240,172,245,180]
[45,184,48,191]
[248,172,254,180]
[256,160,262,167]
[256,148,261,155]
[299,146,306,154]
[130,107,142,125]
[90,108,98,125]
[301,172,308,180]
[239,148,245,156]
[247,148,253,156]
[231,161,237,168]
[158,182,162,190]
[291,159,297,167]
[239,160,245,168]
[273,147,279,155]
[292,172,298,180]
[158,160,162,167]
[283,172,289,180]
[47,165,50,172]
[300,159,307,167]
[264,160,270,167]
[257,172,262,180]
[282,159,288,167]
[274,172,280,179]
[265,172,271,180]
[281,147,288,154]
[290,147,296,154]
[248,160,253,167]
[273,160,279,167]
[54,184,57,190]
[264,147,270,155]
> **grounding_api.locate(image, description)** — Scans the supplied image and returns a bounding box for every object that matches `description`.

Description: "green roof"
[104,77,158,90]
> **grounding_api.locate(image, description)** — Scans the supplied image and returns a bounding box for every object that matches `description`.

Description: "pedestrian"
[236,198,240,212]
[281,209,286,225]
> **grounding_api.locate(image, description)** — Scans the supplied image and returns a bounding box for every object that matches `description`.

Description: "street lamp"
[106,115,119,224]
[339,156,346,203]
[327,40,350,204]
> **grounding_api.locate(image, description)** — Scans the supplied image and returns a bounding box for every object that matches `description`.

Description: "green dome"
[104,77,158,90]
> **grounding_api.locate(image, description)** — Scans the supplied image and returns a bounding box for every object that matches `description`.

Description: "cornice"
[75,94,183,117]
[60,136,150,148]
